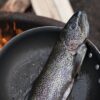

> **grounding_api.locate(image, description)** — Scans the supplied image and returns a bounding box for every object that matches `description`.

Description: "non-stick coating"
[0,27,100,100]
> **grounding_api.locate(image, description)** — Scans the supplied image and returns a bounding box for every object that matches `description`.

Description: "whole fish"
[30,11,89,100]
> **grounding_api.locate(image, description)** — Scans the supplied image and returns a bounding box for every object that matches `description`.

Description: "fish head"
[60,11,89,51]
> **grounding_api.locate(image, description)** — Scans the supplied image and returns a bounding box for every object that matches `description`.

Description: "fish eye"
[70,23,76,30]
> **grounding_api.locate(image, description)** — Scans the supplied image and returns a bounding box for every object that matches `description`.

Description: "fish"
[29,11,89,100]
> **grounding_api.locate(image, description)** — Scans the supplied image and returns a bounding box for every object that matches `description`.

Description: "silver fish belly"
[30,11,89,100]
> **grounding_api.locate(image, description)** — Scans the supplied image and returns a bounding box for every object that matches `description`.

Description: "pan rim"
[0,26,100,57]
[0,26,61,54]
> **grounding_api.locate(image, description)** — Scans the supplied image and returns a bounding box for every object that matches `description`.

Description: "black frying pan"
[0,26,100,100]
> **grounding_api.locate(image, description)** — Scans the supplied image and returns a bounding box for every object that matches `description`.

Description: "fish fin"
[62,79,74,100]
[72,44,87,78]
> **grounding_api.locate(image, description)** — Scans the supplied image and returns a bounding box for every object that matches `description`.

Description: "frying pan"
[0,26,100,100]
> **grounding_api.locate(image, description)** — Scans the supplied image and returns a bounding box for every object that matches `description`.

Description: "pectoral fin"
[72,44,87,78]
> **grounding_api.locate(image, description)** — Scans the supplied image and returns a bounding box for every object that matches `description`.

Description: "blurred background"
[0,0,100,50]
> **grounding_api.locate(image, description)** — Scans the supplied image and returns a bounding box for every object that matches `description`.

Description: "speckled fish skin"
[30,11,89,100]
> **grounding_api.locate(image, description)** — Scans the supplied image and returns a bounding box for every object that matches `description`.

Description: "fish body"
[30,11,89,100]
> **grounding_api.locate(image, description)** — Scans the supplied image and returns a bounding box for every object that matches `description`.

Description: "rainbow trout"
[30,11,89,100]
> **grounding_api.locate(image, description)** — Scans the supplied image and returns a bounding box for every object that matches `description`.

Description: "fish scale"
[30,11,89,100]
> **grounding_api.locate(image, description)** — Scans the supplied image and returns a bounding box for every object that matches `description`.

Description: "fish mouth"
[76,11,89,37]
[60,11,89,51]
[64,11,89,37]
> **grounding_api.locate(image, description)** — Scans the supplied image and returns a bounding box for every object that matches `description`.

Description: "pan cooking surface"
[0,27,100,100]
